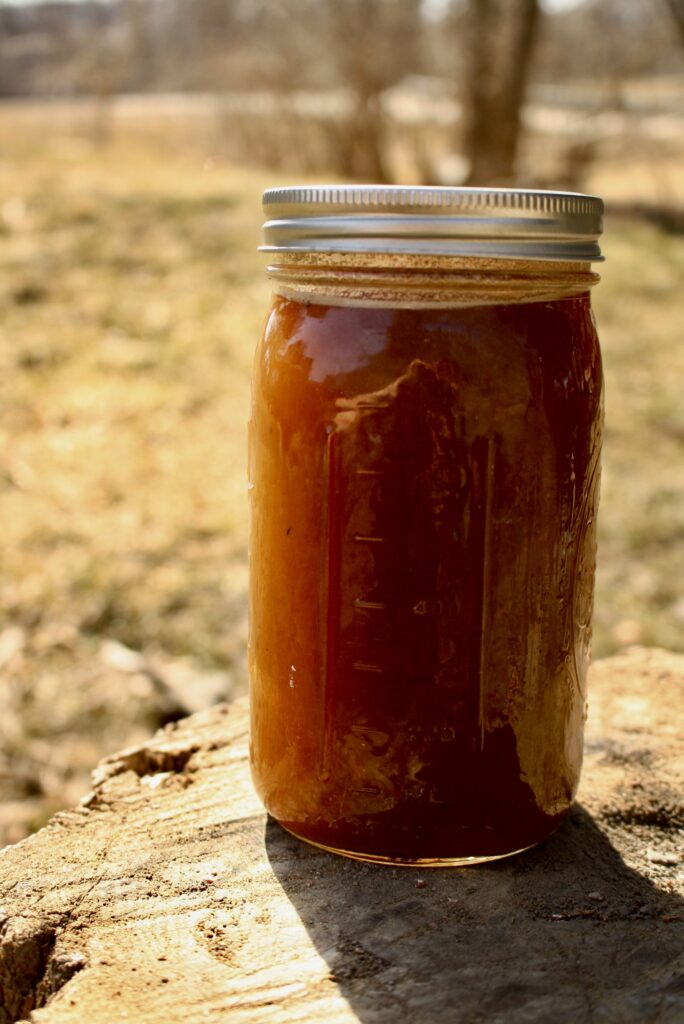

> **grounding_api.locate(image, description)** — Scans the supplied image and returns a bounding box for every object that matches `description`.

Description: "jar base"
[278,821,546,868]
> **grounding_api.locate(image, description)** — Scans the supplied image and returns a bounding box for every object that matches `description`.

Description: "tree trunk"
[664,0,684,47]
[463,0,542,184]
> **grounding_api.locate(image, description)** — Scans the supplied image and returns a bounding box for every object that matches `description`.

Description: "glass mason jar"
[249,187,604,866]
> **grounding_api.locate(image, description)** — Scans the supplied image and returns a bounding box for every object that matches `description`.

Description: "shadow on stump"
[266,804,684,1023]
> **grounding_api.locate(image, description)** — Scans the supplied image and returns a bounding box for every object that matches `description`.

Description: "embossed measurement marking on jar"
[322,398,501,782]
[478,436,496,750]
[351,452,390,680]
[321,423,394,778]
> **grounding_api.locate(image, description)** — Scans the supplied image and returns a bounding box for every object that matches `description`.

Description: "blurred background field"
[0,0,683,847]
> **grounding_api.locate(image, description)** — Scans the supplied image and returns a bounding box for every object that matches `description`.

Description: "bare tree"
[462,0,542,184]
[322,0,423,181]
[663,0,684,46]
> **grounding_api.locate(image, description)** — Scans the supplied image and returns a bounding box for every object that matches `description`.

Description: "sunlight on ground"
[0,111,682,844]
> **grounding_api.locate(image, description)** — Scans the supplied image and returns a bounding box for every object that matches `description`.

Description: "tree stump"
[1,647,682,1024]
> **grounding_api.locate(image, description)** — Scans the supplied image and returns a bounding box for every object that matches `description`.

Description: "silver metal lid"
[261,186,604,262]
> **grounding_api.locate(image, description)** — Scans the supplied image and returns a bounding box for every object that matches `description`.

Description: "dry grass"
[594,216,684,653]
[0,108,682,845]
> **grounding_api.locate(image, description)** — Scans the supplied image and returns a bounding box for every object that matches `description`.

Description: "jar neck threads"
[266,253,599,309]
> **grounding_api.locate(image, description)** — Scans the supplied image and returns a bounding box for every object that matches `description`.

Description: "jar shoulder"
[256,294,602,416]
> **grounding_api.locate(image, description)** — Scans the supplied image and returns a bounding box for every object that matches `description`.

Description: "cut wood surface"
[0,647,683,1024]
